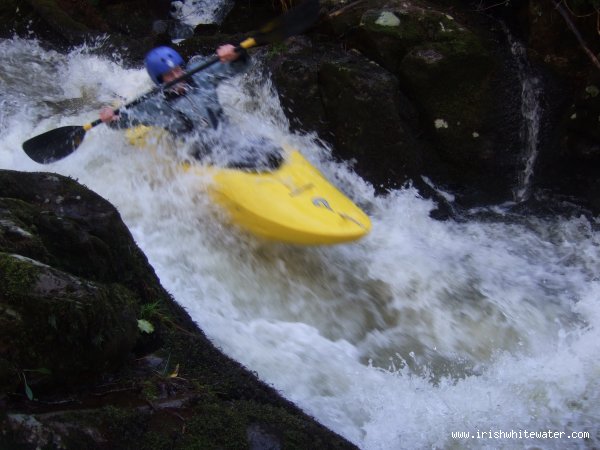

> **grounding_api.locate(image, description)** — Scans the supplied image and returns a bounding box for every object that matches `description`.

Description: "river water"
[1,38,599,449]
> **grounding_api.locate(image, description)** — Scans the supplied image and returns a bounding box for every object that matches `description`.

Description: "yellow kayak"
[126,127,371,245]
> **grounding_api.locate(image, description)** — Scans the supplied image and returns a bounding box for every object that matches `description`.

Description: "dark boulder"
[0,169,358,449]
[0,0,174,63]
[267,0,525,206]
[268,37,426,190]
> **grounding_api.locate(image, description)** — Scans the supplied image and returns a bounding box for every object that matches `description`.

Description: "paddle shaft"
[86,38,257,132]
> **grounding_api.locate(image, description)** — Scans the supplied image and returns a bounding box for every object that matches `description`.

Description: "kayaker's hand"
[99,106,118,123]
[217,44,239,63]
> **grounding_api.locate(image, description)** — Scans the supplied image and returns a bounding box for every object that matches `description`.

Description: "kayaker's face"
[162,66,185,83]
[162,66,184,83]
[161,66,187,94]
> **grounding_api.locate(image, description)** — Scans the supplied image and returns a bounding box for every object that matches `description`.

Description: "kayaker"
[99,43,283,169]
[99,44,249,135]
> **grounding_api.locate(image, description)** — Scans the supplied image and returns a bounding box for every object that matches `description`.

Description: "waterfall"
[506,30,543,202]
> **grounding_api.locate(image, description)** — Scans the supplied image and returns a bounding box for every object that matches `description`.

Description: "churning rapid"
[1,38,599,449]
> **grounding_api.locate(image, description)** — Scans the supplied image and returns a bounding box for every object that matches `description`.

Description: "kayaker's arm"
[99,106,140,130]
[193,44,250,87]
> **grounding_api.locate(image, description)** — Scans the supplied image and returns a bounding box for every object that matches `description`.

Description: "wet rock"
[0,169,358,449]
[535,76,600,214]
[514,0,600,215]
[0,0,173,61]
[266,1,524,206]
[0,252,139,392]
[0,170,158,393]
[267,37,426,191]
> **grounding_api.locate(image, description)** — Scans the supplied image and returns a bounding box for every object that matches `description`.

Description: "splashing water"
[1,38,599,449]
[170,0,233,30]
[506,29,543,203]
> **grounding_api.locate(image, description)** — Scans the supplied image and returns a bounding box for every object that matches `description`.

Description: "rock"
[0,170,158,393]
[534,75,600,214]
[0,252,139,392]
[329,0,526,204]
[0,0,173,62]
[514,0,600,215]
[267,37,426,191]
[267,1,526,205]
[0,169,357,449]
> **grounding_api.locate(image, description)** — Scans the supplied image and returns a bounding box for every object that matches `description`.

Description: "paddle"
[22,0,319,164]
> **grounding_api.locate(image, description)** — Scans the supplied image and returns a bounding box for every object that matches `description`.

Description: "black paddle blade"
[255,0,319,45]
[22,125,87,164]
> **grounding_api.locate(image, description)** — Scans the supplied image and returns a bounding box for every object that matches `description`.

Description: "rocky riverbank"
[0,169,357,449]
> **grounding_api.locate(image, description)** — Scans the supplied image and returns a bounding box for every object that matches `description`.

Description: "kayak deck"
[190,148,371,245]
[126,127,371,245]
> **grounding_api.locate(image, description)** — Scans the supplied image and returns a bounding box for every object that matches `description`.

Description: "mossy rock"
[268,38,425,190]
[355,2,494,95]
[318,54,424,185]
[0,252,139,392]
[0,198,50,263]
[349,3,476,73]
[0,169,357,449]
[398,40,495,166]
[0,170,169,302]
[0,171,168,395]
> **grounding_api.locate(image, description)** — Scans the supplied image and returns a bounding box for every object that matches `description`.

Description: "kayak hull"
[126,127,371,245]
[199,148,371,245]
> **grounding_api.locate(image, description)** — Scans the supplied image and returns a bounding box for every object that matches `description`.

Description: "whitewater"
[1,38,599,449]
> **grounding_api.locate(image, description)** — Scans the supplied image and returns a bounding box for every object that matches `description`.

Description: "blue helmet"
[144,46,185,85]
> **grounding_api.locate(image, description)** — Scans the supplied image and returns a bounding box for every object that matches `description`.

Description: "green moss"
[0,252,40,298]
[267,42,288,59]
[361,8,464,44]
[139,299,167,321]
[0,253,139,390]
[140,379,160,401]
